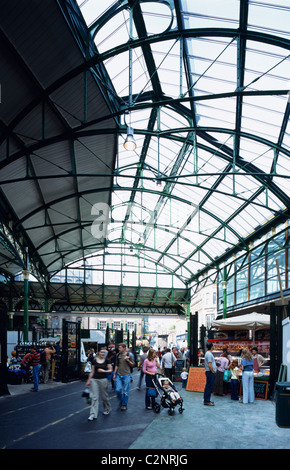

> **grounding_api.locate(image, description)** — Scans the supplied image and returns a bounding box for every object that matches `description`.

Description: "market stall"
[210,312,270,399]
[212,312,270,343]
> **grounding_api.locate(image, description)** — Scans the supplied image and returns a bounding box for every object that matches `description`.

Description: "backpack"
[40,349,46,364]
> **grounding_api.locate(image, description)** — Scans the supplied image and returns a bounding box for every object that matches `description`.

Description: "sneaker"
[121,405,127,411]
[30,389,38,392]
[204,401,214,406]
[88,416,96,421]
[103,411,110,415]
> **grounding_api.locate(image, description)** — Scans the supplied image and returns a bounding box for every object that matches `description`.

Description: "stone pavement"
[2,378,290,450]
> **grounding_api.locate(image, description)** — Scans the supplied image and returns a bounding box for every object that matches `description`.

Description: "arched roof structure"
[0,0,289,311]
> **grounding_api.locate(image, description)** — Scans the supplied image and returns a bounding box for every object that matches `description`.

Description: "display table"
[186,367,270,399]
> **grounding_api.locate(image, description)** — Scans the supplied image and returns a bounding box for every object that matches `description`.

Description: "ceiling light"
[123,126,137,151]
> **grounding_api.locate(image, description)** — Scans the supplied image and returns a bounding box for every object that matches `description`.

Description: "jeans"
[138,369,145,388]
[204,371,216,403]
[145,374,157,408]
[230,379,239,400]
[182,379,187,389]
[32,364,41,391]
[115,374,131,406]
[242,371,254,403]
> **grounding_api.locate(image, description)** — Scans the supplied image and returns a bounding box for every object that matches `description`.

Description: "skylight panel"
[77,0,116,26]
[248,1,290,40]
[93,9,130,53]
[141,2,175,35]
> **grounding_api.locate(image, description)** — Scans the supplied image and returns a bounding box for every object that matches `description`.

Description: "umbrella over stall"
[211,312,270,346]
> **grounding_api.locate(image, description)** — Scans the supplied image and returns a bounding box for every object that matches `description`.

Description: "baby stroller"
[152,373,184,415]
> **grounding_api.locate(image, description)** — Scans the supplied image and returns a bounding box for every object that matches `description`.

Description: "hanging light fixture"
[123,125,137,151]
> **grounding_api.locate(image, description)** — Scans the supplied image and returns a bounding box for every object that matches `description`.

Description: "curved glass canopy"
[0,0,289,295]
[73,0,290,288]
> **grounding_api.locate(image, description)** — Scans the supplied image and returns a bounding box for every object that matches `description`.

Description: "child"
[162,379,181,402]
[180,368,188,388]
[229,359,240,401]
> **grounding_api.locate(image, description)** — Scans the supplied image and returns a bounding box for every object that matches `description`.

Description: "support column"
[22,269,30,342]
[269,303,283,398]
[0,305,9,396]
[44,297,50,332]
[189,312,198,366]
[222,280,228,318]
[8,312,14,330]
[187,303,191,348]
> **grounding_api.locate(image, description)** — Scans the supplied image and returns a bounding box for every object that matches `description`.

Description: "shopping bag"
[84,361,92,373]
[223,369,231,382]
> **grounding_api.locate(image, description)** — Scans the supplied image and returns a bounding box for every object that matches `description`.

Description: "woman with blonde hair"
[240,348,254,404]
[143,349,159,410]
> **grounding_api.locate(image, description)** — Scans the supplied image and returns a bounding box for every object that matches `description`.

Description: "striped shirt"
[30,351,40,366]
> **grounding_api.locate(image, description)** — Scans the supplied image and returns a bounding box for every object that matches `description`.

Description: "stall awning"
[212,313,270,331]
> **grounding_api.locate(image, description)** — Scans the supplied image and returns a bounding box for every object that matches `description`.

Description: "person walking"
[142,349,158,410]
[21,352,32,383]
[137,346,148,390]
[43,342,56,383]
[106,348,117,390]
[203,342,216,406]
[161,348,176,381]
[240,348,255,404]
[86,348,112,421]
[29,346,41,392]
[113,343,135,411]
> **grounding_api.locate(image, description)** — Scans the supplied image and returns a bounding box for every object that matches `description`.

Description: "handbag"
[147,388,158,398]
[82,388,92,405]
[223,369,231,382]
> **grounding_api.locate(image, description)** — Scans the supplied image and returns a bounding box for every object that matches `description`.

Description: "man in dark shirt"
[29,347,41,392]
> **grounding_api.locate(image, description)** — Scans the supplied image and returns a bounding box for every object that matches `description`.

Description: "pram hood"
[156,374,177,391]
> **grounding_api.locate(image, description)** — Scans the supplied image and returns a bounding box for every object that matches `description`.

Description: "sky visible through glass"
[65,0,290,289]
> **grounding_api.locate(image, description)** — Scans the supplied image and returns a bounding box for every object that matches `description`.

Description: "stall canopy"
[212,313,270,331]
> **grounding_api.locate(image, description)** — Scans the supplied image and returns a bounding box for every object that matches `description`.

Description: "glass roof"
[1,0,288,294]
[71,0,290,289]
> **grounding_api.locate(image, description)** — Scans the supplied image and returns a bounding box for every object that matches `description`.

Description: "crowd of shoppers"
[203,343,268,406]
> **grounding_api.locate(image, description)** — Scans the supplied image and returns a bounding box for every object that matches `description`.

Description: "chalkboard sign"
[239,379,268,400]
[186,367,206,392]
[173,359,185,382]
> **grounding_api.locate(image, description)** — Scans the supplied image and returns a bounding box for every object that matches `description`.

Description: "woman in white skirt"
[86,348,112,420]
[240,348,255,404]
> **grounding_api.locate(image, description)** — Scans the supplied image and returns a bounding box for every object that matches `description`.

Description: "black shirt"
[91,358,111,379]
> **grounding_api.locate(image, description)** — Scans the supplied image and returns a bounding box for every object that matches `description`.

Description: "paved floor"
[1,372,290,452]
